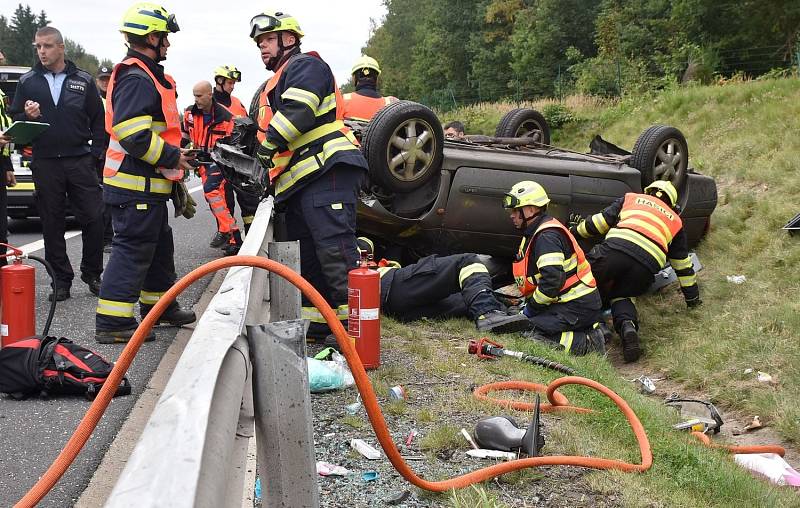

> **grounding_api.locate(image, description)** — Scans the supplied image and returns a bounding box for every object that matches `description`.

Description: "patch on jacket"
[66,80,86,94]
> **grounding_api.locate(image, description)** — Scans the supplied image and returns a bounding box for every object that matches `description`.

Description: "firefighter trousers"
[284,163,365,338]
[200,163,238,234]
[526,290,602,350]
[95,199,177,331]
[381,254,502,322]
[587,242,654,332]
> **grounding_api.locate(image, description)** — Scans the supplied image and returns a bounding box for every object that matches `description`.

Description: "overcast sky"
[27,1,386,109]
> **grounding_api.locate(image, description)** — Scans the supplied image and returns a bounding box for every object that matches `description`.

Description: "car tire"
[630,125,689,189]
[361,100,444,193]
[495,108,551,145]
[248,80,267,122]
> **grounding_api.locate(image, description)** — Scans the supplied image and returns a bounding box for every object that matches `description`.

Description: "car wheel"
[362,100,444,193]
[248,80,267,122]
[630,125,688,189]
[495,108,551,145]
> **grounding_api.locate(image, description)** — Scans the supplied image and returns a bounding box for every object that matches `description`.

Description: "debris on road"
[351,439,382,460]
[726,275,747,284]
[317,461,350,477]
[744,416,764,432]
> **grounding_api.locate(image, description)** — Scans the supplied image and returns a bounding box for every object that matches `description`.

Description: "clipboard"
[1,121,50,145]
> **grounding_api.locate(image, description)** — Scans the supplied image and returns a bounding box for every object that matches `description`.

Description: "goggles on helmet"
[166,13,179,33]
[249,14,281,39]
[502,194,521,209]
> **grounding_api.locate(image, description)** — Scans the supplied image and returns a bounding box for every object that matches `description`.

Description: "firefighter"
[356,238,530,333]
[250,11,369,339]
[571,180,701,362]
[341,55,398,122]
[95,2,197,344]
[96,64,115,251]
[181,80,241,255]
[503,181,605,356]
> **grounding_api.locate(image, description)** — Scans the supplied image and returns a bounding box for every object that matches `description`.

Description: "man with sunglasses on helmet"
[213,65,248,118]
[94,2,197,344]
[250,11,368,340]
[503,181,605,356]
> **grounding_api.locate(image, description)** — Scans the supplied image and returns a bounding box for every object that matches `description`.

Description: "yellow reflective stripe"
[377,266,397,278]
[537,252,565,269]
[96,299,135,318]
[9,182,35,191]
[576,260,594,286]
[287,120,346,151]
[670,257,693,270]
[562,255,578,272]
[142,132,165,165]
[592,213,610,234]
[281,87,320,112]
[243,215,255,224]
[139,290,165,305]
[610,296,635,305]
[301,306,326,323]
[261,139,279,151]
[112,115,153,139]
[151,121,167,133]
[316,93,336,116]
[104,172,173,194]
[607,228,667,267]
[271,111,302,143]
[458,263,489,288]
[321,137,359,158]
[558,282,597,303]
[275,135,359,195]
[621,209,673,242]
[559,331,574,352]
[576,220,590,238]
[532,288,557,305]
[336,304,349,320]
[678,274,697,287]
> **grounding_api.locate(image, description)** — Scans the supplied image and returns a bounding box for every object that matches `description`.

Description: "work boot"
[598,321,612,343]
[143,305,197,327]
[48,287,71,302]
[475,310,531,334]
[222,230,242,256]
[209,231,230,248]
[95,327,156,344]
[620,320,641,363]
[587,325,607,355]
[81,273,102,297]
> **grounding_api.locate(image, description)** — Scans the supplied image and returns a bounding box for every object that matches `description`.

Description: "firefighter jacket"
[102,50,181,203]
[181,100,234,153]
[0,89,11,158]
[213,89,247,118]
[572,193,699,302]
[513,214,597,313]
[342,83,398,121]
[258,51,367,202]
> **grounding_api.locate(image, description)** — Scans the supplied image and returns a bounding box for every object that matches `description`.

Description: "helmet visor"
[250,14,281,39]
[166,13,179,33]
[502,194,520,209]
[229,69,242,82]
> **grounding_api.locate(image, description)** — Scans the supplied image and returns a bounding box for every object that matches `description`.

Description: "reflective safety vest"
[256,53,358,192]
[607,193,683,268]
[0,89,11,157]
[103,57,183,193]
[183,107,234,152]
[224,95,248,118]
[513,219,596,302]
[342,92,398,121]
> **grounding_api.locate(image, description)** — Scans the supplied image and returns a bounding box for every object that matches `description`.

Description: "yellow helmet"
[213,65,242,82]
[503,181,550,209]
[644,180,678,207]
[249,11,304,40]
[120,2,179,36]
[351,55,381,76]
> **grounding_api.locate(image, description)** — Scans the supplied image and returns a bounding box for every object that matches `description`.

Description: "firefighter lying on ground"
[356,238,530,334]
[570,180,701,363]
[503,181,605,356]
[341,55,398,122]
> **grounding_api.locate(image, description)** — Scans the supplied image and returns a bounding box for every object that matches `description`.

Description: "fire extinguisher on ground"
[0,244,57,347]
[348,252,380,369]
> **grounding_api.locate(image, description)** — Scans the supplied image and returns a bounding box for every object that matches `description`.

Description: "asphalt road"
[0,184,231,506]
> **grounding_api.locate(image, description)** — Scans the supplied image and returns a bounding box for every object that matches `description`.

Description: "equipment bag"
[0,336,131,400]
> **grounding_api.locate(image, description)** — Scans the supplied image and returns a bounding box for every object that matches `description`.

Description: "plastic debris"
[466,449,517,460]
[460,428,480,449]
[726,275,747,284]
[401,454,425,460]
[385,489,412,505]
[388,385,406,400]
[345,394,362,415]
[405,429,418,446]
[634,375,656,394]
[316,461,350,477]
[254,476,262,506]
[361,471,379,482]
[735,453,800,486]
[307,351,354,392]
[745,416,763,432]
[743,368,754,374]
[757,371,776,384]
[351,438,382,459]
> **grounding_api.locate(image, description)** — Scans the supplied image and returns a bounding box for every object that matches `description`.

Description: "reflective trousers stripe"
[97,299,135,318]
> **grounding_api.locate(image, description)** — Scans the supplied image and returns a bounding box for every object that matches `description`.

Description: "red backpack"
[0,336,131,400]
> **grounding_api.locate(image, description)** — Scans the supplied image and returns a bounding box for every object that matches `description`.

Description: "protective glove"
[183,187,197,219]
[686,296,702,309]
[255,140,276,170]
[568,212,584,229]
[171,181,196,219]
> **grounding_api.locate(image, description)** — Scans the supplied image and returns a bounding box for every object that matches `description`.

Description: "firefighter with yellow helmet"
[95,2,197,344]
[212,64,248,117]
[341,55,398,122]
[503,181,605,356]
[570,180,701,362]
[250,10,368,339]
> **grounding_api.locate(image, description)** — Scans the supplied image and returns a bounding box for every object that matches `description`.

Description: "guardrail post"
[248,320,318,508]
[267,241,301,322]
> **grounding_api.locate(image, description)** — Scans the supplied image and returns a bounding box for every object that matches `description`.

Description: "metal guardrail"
[105,197,317,507]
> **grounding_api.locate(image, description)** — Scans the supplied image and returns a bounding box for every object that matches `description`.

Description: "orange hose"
[17,256,654,506]
[691,431,786,456]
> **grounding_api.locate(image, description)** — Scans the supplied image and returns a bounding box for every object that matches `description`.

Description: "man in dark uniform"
[9,26,105,301]
[570,180,701,362]
[503,181,605,356]
[94,2,196,343]
[251,11,368,339]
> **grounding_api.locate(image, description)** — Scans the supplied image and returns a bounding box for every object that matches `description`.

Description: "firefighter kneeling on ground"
[355,238,530,334]
[570,180,701,363]
[503,181,605,356]
[341,55,398,122]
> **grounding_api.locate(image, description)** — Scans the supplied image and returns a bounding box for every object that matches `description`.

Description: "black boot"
[222,230,242,256]
[475,310,531,334]
[620,320,640,363]
[96,327,156,344]
[143,305,197,327]
[209,231,231,248]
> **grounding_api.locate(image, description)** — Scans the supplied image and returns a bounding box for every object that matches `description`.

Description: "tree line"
[363,0,800,107]
[1,4,111,74]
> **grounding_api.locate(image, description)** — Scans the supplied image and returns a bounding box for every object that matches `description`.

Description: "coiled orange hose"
[17,256,655,506]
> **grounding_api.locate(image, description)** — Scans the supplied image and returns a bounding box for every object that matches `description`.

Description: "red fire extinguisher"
[348,253,381,369]
[1,250,36,347]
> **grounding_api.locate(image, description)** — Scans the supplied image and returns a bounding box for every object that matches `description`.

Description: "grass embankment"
[403,78,800,505]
